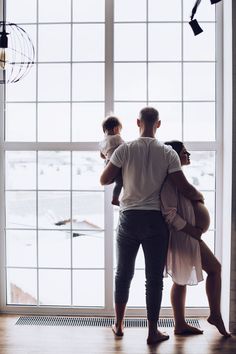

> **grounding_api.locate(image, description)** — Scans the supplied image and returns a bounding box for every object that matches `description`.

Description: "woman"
[161,140,230,337]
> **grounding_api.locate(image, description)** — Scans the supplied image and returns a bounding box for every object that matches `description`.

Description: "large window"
[0,0,220,314]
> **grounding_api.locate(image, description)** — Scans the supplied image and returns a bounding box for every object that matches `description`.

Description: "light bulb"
[0,47,7,70]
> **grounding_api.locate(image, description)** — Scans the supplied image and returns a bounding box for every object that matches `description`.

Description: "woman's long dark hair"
[164,140,184,156]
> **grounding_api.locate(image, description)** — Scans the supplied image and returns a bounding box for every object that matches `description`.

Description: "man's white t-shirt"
[110,137,181,211]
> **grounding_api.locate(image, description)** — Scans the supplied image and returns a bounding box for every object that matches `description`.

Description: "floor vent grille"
[15,316,201,328]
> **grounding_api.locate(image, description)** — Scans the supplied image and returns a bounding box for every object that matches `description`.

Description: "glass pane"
[114,24,146,61]
[185,280,208,306]
[184,103,215,141]
[39,0,71,22]
[38,103,70,142]
[202,230,215,253]
[73,0,105,22]
[148,24,181,61]
[6,230,37,267]
[72,64,104,101]
[184,24,215,61]
[38,191,70,229]
[38,25,71,62]
[184,151,215,190]
[6,191,36,229]
[73,270,104,306]
[6,0,37,23]
[154,103,182,142]
[38,64,70,101]
[183,0,215,22]
[73,231,104,268]
[114,63,146,101]
[73,24,105,62]
[6,65,36,102]
[38,231,71,268]
[7,268,37,305]
[148,63,181,101]
[72,192,104,230]
[115,0,146,22]
[5,151,36,190]
[72,103,104,142]
[39,269,71,305]
[183,63,215,101]
[148,0,181,21]
[202,191,215,230]
[72,152,104,190]
[127,269,145,307]
[114,102,146,141]
[38,151,71,190]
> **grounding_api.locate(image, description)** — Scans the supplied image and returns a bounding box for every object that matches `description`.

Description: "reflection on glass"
[38,151,70,190]
[39,269,71,305]
[38,231,71,268]
[72,192,104,230]
[6,0,37,23]
[39,0,70,22]
[184,24,215,61]
[114,24,146,61]
[38,191,70,229]
[73,270,104,306]
[6,230,37,267]
[115,0,146,22]
[148,0,181,21]
[73,231,104,268]
[6,191,36,229]
[7,268,37,305]
[5,151,36,190]
[72,152,104,190]
[73,0,105,22]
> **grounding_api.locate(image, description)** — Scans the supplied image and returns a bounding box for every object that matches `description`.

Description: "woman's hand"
[181,223,203,240]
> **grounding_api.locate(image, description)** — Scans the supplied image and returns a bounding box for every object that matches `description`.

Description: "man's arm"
[168,170,204,202]
[100,161,121,185]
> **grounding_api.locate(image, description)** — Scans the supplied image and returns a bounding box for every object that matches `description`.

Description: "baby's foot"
[174,323,203,335]
[207,315,231,337]
[112,198,120,206]
[147,330,169,345]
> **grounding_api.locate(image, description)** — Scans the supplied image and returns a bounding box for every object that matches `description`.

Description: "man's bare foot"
[174,323,203,335]
[147,330,169,345]
[112,324,124,337]
[112,198,120,206]
[207,315,231,337]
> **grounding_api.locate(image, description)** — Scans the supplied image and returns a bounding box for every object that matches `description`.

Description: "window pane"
[72,103,104,142]
[202,191,215,230]
[72,192,104,230]
[115,0,146,22]
[73,0,105,22]
[6,191,36,229]
[6,66,36,102]
[183,63,215,101]
[38,231,71,268]
[6,0,37,23]
[73,270,104,306]
[72,152,104,190]
[38,103,70,142]
[149,63,181,101]
[73,231,104,268]
[38,151,70,190]
[39,269,71,305]
[38,191,70,229]
[7,269,37,305]
[114,24,146,61]
[5,151,36,190]
[6,230,37,267]
[38,25,71,62]
[39,0,71,22]
[127,269,145,307]
[115,63,146,101]
[154,103,182,142]
[149,0,181,21]
[184,24,215,61]
[38,64,70,101]
[149,24,181,61]
[183,0,215,22]
[184,103,215,141]
[73,64,104,101]
[73,24,105,62]
[185,281,208,306]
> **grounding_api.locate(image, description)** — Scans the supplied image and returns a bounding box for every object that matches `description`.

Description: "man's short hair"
[102,116,122,133]
[139,107,159,125]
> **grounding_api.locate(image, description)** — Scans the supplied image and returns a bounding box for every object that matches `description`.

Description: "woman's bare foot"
[147,330,169,345]
[207,315,231,337]
[112,324,124,337]
[174,323,203,335]
[112,198,120,206]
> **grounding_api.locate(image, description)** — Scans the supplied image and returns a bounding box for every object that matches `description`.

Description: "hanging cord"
[190,0,202,21]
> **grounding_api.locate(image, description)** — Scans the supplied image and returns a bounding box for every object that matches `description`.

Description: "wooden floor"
[0,315,235,354]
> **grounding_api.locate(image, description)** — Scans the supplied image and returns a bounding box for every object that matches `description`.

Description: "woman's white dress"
[161,176,204,286]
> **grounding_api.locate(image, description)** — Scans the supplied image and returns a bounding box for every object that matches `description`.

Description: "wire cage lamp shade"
[0,21,35,84]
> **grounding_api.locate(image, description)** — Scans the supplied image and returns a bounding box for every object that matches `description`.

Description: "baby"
[100,116,124,206]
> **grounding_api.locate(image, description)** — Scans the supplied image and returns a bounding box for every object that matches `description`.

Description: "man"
[100,107,203,344]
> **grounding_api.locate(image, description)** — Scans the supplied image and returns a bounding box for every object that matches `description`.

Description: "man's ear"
[157,120,161,128]
[137,118,141,127]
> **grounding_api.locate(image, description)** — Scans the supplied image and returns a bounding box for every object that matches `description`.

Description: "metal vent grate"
[15,316,200,328]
